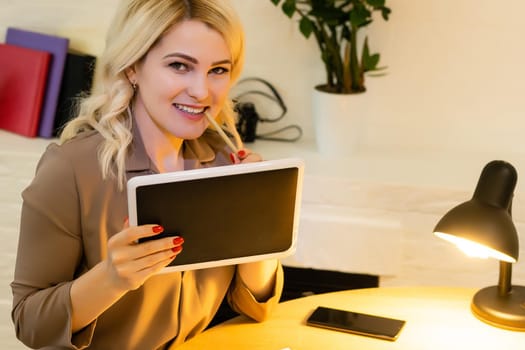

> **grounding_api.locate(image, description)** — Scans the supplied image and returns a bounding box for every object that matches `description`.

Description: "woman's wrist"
[70,262,128,332]
[237,259,278,301]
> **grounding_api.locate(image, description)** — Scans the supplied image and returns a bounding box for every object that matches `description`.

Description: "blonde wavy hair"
[60,0,245,189]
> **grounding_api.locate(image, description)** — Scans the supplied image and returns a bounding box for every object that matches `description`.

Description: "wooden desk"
[177,286,525,350]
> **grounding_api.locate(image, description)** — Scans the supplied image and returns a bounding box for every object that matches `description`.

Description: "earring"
[131,81,137,91]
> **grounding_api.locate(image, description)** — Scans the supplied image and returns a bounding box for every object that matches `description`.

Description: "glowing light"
[434,232,516,263]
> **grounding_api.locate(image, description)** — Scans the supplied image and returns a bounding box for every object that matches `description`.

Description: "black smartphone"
[306,306,406,341]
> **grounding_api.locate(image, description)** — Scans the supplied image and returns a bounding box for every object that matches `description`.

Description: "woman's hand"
[105,220,184,292]
[70,221,184,332]
[229,148,261,164]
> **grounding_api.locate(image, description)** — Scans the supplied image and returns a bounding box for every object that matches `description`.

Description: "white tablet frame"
[127,158,304,273]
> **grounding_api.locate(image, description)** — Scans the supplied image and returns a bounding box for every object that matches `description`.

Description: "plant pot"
[312,87,369,156]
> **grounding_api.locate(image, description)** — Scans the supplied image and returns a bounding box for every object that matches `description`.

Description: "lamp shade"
[433,160,519,263]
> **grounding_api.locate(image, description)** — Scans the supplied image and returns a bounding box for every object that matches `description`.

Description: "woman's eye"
[169,62,188,71]
[210,67,230,75]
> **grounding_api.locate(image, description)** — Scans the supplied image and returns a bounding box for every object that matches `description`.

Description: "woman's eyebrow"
[163,53,231,66]
[163,52,197,63]
[212,59,232,66]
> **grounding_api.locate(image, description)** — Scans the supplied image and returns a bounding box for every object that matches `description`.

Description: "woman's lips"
[173,103,207,121]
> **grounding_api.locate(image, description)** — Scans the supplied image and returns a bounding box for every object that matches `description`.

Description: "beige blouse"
[11,127,283,349]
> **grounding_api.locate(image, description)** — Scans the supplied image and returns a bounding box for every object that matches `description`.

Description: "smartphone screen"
[306,306,406,341]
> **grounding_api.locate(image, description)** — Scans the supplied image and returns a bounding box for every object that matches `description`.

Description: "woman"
[11,0,283,348]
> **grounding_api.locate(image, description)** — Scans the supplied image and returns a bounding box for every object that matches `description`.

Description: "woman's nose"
[186,74,209,100]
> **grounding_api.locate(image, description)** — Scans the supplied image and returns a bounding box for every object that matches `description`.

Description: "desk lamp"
[433,160,525,331]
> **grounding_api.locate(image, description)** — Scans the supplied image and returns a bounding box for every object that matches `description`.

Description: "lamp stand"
[471,261,525,331]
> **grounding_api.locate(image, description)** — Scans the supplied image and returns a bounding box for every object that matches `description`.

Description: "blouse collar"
[125,124,217,174]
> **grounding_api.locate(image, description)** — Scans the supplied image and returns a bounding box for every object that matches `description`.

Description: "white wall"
[2,0,524,157]
[241,0,525,156]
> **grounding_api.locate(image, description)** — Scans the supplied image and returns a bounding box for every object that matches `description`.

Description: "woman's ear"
[125,66,137,86]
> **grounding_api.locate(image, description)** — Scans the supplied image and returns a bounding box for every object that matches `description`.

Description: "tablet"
[127,158,304,273]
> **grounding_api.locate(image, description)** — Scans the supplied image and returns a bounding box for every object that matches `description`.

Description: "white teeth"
[174,103,205,114]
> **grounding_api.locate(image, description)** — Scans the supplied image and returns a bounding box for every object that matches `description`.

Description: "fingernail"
[229,153,236,163]
[172,245,183,253]
[173,236,184,245]
[237,149,247,158]
[152,225,164,233]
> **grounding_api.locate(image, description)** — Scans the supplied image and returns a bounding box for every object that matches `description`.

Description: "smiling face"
[128,19,233,141]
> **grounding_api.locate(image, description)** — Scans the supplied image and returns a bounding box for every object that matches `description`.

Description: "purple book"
[6,27,69,138]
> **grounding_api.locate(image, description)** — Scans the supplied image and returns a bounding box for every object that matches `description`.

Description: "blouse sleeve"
[10,144,95,349]
[226,262,284,322]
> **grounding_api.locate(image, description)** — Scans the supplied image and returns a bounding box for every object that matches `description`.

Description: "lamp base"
[471,285,525,331]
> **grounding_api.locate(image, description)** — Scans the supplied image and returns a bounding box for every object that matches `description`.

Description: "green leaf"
[381,7,392,21]
[366,0,385,7]
[364,53,380,71]
[361,37,380,72]
[270,0,281,5]
[299,17,314,38]
[311,0,334,13]
[349,4,371,28]
[282,0,296,18]
[309,7,346,24]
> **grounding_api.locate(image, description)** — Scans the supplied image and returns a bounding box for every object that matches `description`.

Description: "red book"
[0,43,50,137]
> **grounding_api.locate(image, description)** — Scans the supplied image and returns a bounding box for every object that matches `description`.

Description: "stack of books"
[0,28,96,138]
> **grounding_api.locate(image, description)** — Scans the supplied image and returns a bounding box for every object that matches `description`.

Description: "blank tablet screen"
[130,162,302,269]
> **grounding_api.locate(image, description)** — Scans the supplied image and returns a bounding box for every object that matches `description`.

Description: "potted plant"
[270,0,391,94]
[269,0,391,154]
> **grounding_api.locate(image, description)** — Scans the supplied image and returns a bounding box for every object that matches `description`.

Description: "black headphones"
[233,77,302,143]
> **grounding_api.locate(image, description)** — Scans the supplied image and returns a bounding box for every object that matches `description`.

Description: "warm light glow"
[434,232,516,263]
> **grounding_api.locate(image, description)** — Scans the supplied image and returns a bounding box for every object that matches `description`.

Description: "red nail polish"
[172,245,183,253]
[173,237,184,245]
[152,225,164,233]
[229,153,236,163]
[237,149,247,158]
